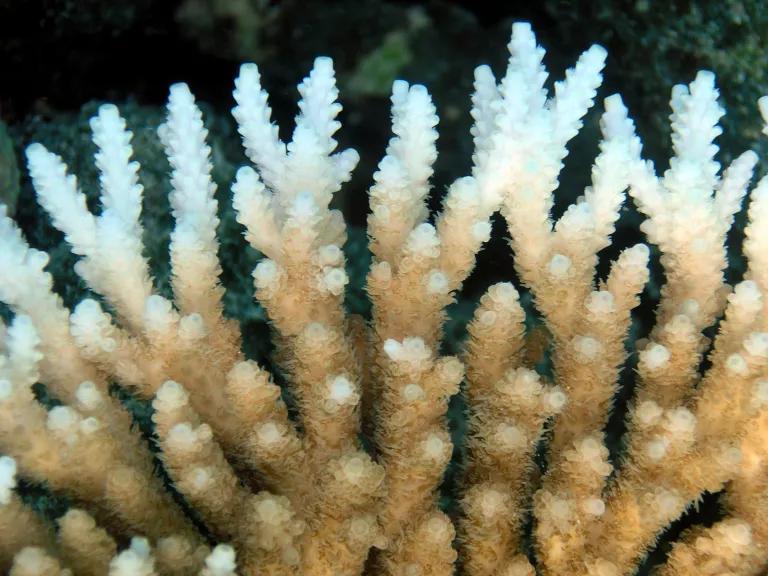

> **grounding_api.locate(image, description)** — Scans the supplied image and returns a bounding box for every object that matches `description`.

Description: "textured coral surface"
[1,22,768,576]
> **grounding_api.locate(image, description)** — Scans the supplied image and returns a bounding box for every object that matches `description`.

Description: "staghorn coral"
[1,21,768,576]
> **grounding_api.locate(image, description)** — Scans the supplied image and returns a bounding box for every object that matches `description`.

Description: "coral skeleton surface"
[1,21,768,576]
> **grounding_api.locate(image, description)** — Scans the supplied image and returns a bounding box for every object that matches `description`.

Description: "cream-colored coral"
[1,21,767,576]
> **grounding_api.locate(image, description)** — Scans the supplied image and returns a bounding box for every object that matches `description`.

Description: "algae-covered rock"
[542,0,768,164]
[175,0,278,62]
[0,121,20,214]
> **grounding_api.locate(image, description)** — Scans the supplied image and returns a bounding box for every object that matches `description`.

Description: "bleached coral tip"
[744,332,768,358]
[511,21,533,36]
[322,267,349,296]
[188,467,213,491]
[257,422,284,446]
[97,102,119,117]
[304,322,328,343]
[155,380,189,409]
[423,513,453,542]
[586,291,615,316]
[439,356,464,382]
[679,298,700,318]
[235,165,258,181]
[240,62,258,74]
[740,150,759,165]
[494,423,526,450]
[312,55,334,71]
[75,380,102,409]
[24,142,47,160]
[488,282,519,305]
[169,82,192,98]
[383,339,401,360]
[129,536,152,557]
[179,313,207,342]
[664,408,696,437]
[544,388,567,412]
[636,400,663,425]
[167,422,197,450]
[633,243,650,257]
[49,404,78,425]
[548,254,572,278]
[328,375,356,404]
[402,383,425,402]
[318,244,343,265]
[473,64,493,80]
[693,69,716,87]
[646,439,669,461]
[726,353,749,376]
[79,416,101,435]
[426,270,449,295]
[410,83,429,97]
[587,43,608,62]
[391,79,409,98]
[76,298,103,315]
[479,310,497,326]
[736,279,759,295]
[641,343,670,370]
[422,433,448,461]
[254,259,280,290]
[292,191,318,218]
[205,545,237,575]
[671,83,688,101]
[145,294,173,314]
[603,93,625,110]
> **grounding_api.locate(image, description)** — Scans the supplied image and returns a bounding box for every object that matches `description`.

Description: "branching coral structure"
[1,22,768,576]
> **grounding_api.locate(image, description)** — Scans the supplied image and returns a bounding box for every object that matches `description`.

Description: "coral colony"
[2,22,768,576]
